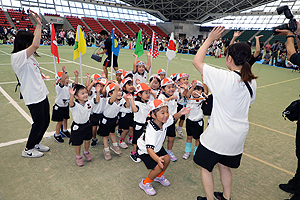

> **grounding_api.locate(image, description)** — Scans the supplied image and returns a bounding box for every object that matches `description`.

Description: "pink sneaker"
[139,179,156,196]
[83,151,92,161]
[154,175,170,186]
[75,156,84,167]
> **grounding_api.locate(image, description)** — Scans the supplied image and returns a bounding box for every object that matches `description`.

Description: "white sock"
[104,147,109,151]
[76,155,82,158]
[55,132,60,136]
[63,129,68,132]
[112,142,118,147]
[178,126,182,131]
[83,150,89,154]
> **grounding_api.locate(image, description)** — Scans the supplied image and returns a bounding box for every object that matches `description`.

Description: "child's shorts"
[177,104,185,120]
[98,116,117,137]
[51,104,70,122]
[133,122,145,145]
[139,147,168,170]
[166,123,176,137]
[186,118,204,139]
[69,121,92,146]
[193,143,242,172]
[90,113,103,126]
[119,112,133,129]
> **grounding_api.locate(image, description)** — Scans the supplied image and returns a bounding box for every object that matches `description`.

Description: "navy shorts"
[177,104,185,120]
[133,122,145,145]
[119,112,133,129]
[89,113,103,126]
[69,121,92,146]
[139,147,168,170]
[103,55,118,68]
[193,143,242,172]
[51,104,70,122]
[98,116,117,137]
[186,118,204,139]
[166,122,176,137]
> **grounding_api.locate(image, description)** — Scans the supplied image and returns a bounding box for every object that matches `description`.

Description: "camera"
[272,5,297,34]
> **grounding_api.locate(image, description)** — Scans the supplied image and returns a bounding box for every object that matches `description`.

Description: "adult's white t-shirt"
[11,49,49,105]
[200,64,257,155]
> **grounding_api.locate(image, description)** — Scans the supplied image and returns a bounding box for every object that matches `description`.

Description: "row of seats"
[45,13,60,17]
[97,18,122,36]
[65,15,86,31]
[7,9,34,32]
[0,8,11,28]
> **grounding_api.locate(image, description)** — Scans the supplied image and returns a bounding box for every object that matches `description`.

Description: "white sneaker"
[22,148,44,158]
[119,141,128,149]
[176,128,183,138]
[34,143,50,152]
[127,137,133,145]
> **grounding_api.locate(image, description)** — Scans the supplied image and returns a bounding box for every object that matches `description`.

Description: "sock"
[104,147,109,151]
[157,171,165,178]
[63,129,68,132]
[132,151,136,155]
[178,126,182,131]
[92,138,97,141]
[83,151,89,154]
[143,175,153,185]
[76,155,82,158]
[185,142,192,153]
[120,138,125,142]
[112,142,118,147]
[55,132,60,136]
[194,145,198,155]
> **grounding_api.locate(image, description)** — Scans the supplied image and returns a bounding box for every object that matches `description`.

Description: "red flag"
[149,32,159,59]
[51,24,59,63]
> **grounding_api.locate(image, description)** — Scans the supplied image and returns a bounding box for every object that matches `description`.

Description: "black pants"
[26,97,50,149]
[271,52,278,66]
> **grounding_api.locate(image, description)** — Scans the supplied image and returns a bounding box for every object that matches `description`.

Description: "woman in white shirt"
[11,10,50,158]
[193,26,257,200]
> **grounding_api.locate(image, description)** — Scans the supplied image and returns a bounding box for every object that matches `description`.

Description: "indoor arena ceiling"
[121,0,277,23]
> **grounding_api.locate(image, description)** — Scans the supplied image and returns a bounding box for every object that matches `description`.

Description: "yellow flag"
[73,25,86,61]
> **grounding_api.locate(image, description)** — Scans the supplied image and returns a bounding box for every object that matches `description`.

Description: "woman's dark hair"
[12,30,39,56]
[149,76,161,86]
[73,84,87,96]
[136,90,147,102]
[224,43,257,82]
[122,80,133,91]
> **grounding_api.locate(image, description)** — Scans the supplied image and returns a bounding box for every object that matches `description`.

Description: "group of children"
[51,52,209,195]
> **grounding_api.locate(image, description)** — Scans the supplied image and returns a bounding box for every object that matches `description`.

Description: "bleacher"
[97,18,123,36]
[7,9,34,32]
[45,13,60,17]
[237,30,258,42]
[250,30,273,43]
[65,15,86,31]
[111,20,135,37]
[222,30,235,39]
[136,22,152,36]
[268,34,287,45]
[0,8,10,28]
[149,25,167,38]
[82,17,103,33]
[125,21,140,35]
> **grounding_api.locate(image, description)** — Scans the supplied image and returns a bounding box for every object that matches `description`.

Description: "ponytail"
[241,61,257,82]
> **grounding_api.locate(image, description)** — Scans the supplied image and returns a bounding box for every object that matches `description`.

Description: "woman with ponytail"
[192,26,257,200]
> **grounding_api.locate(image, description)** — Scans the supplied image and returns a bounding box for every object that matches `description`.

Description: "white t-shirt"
[120,93,132,114]
[158,92,180,116]
[11,49,49,105]
[92,95,106,114]
[186,96,204,121]
[133,100,150,124]
[137,115,174,155]
[177,87,186,105]
[70,99,95,124]
[149,89,160,101]
[133,70,148,87]
[103,97,126,118]
[200,64,257,155]
[54,83,72,107]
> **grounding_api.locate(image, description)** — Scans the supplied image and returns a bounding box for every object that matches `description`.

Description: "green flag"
[135,30,144,57]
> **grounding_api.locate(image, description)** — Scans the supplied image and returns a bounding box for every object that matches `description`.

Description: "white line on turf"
[0,49,10,55]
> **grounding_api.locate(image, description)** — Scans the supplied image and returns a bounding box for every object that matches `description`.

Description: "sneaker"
[280,178,300,194]
[139,179,156,196]
[75,156,84,167]
[117,129,122,138]
[167,150,177,161]
[34,143,50,152]
[83,151,92,161]
[91,139,98,147]
[61,130,71,138]
[128,137,133,145]
[288,191,300,200]
[176,128,183,138]
[110,145,122,154]
[54,133,64,143]
[22,148,44,158]
[183,152,190,160]
[103,149,111,160]
[197,196,207,200]
[130,152,141,163]
[119,141,128,149]
[154,175,170,186]
[214,192,230,200]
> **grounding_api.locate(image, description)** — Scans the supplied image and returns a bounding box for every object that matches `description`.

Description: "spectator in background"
[262,50,271,64]
[60,29,65,45]
[271,40,280,66]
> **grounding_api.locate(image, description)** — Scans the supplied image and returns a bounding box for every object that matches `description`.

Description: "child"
[158,78,187,161]
[137,99,190,196]
[130,83,152,162]
[98,81,130,160]
[115,69,124,84]
[175,73,190,138]
[170,73,178,82]
[149,74,161,101]
[132,52,151,87]
[52,66,78,143]
[157,69,166,80]
[183,80,205,159]
[119,77,135,149]
[68,84,101,166]
[87,77,108,147]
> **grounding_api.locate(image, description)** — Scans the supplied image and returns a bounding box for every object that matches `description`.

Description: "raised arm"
[146,51,151,71]
[109,81,120,104]
[94,84,101,103]
[254,35,263,58]
[60,66,67,84]
[193,26,225,75]
[74,70,79,84]
[26,10,42,59]
[68,86,75,107]
[186,81,196,97]
[229,31,241,46]
[173,106,191,120]
[132,53,138,73]
[85,73,91,88]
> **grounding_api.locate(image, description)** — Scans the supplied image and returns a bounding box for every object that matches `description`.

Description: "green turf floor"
[0,44,299,199]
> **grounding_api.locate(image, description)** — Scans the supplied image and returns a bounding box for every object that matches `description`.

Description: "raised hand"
[62,65,66,72]
[95,84,101,93]
[255,35,263,39]
[180,106,191,115]
[74,70,79,76]
[69,86,76,96]
[133,53,138,57]
[86,73,90,78]
[29,10,42,26]
[233,31,241,38]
